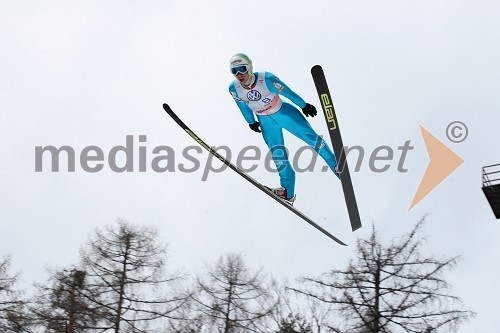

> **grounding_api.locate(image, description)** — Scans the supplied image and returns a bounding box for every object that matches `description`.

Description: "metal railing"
[482,163,500,187]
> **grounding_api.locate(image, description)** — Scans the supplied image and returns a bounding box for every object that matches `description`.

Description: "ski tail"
[311,66,362,232]
[162,103,347,246]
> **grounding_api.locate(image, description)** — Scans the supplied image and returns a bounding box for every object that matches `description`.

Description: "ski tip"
[163,103,174,114]
[311,65,323,74]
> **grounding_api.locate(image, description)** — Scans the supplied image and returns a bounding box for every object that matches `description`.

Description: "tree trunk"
[114,233,131,333]
[223,282,234,333]
[373,260,381,333]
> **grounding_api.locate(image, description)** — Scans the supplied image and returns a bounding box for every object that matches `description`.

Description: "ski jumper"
[229,71,338,198]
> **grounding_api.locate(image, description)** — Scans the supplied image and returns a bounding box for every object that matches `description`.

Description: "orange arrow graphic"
[409,126,464,210]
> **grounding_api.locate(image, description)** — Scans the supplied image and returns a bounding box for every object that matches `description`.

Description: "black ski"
[162,103,347,246]
[311,65,362,232]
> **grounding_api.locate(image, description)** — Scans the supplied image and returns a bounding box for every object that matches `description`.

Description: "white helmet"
[229,53,253,76]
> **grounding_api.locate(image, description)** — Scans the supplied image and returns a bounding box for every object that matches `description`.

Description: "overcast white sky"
[1,1,500,332]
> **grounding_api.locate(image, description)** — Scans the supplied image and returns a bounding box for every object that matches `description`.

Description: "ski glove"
[249,122,261,133]
[302,103,317,117]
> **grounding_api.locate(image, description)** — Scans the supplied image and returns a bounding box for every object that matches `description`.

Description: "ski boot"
[266,186,296,206]
[334,165,341,179]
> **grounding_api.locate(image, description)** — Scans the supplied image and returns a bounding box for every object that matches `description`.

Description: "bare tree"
[292,217,474,333]
[273,279,331,333]
[0,255,31,332]
[78,219,189,333]
[167,311,204,333]
[193,253,278,333]
[32,267,103,332]
[275,313,312,333]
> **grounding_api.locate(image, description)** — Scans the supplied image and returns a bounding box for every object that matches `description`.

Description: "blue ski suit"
[229,71,337,198]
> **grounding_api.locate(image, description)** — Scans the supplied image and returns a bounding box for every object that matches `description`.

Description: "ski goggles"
[231,65,249,76]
